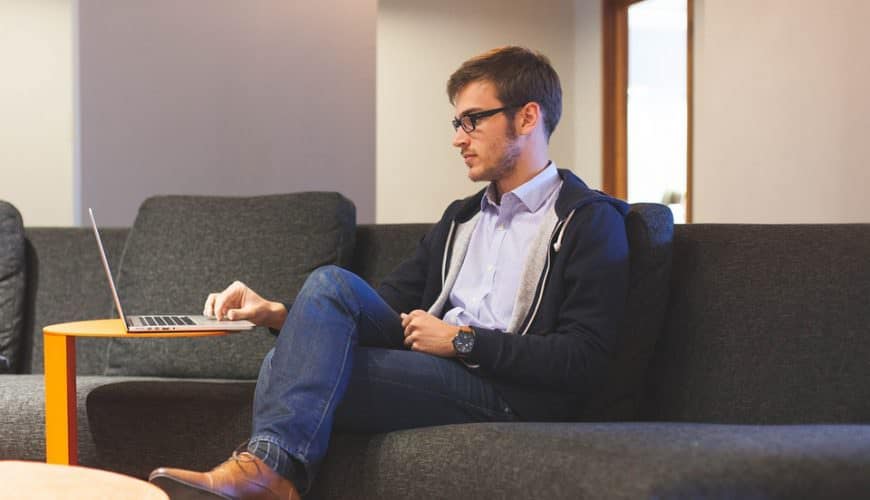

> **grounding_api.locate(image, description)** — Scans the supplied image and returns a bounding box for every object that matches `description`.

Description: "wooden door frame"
[601,0,635,201]
[601,0,694,222]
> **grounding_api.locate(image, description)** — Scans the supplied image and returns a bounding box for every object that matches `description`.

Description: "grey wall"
[78,0,376,226]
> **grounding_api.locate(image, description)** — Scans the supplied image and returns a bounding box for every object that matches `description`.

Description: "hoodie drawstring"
[552,209,576,253]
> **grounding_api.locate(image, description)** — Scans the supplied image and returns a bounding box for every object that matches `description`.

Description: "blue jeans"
[249,266,517,488]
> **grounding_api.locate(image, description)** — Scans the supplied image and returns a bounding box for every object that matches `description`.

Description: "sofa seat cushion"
[84,377,256,476]
[0,201,25,374]
[13,373,868,500]
[0,374,257,472]
[104,193,356,379]
[0,374,152,464]
[5,375,868,498]
[314,422,870,499]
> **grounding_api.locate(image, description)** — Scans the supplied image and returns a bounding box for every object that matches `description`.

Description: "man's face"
[452,80,521,184]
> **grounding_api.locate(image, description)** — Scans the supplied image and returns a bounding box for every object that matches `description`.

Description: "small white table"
[0,460,168,499]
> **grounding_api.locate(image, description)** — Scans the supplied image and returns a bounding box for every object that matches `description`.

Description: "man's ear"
[516,102,542,136]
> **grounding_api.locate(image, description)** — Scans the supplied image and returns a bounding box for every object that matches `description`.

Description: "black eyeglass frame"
[452,106,519,133]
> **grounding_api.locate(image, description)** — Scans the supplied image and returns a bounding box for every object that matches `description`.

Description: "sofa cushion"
[23,228,128,375]
[0,201,26,374]
[312,422,870,499]
[350,224,431,287]
[578,203,673,420]
[0,374,105,463]
[6,375,869,498]
[0,374,247,467]
[643,224,870,423]
[104,193,355,379]
[83,378,255,476]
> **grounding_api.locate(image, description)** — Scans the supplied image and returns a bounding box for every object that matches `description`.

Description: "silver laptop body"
[89,208,255,333]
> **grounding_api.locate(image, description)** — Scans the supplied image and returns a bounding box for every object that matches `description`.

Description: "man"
[149,46,629,499]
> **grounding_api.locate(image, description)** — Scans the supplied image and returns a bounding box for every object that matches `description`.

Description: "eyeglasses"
[452,106,516,133]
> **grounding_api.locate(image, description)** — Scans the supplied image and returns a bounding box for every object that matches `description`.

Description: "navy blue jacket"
[377,169,630,420]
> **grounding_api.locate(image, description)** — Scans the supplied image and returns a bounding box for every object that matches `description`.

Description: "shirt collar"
[481,161,560,212]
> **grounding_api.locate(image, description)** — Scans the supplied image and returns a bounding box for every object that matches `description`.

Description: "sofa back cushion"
[642,224,870,423]
[350,224,432,288]
[24,228,128,375]
[105,193,355,379]
[0,201,26,373]
[578,203,674,420]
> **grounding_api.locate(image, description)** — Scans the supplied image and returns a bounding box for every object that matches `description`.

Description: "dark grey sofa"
[1,195,869,499]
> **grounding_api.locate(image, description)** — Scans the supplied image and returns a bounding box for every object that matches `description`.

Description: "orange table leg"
[43,334,77,465]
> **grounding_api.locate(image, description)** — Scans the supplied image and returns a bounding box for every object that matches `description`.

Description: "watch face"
[453,331,474,354]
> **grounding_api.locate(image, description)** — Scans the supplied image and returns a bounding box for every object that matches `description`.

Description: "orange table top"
[0,460,168,499]
[43,319,233,338]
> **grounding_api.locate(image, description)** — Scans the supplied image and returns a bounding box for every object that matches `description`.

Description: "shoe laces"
[228,442,264,473]
[232,440,251,456]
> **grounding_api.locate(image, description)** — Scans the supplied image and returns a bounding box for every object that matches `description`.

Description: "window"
[603,0,692,223]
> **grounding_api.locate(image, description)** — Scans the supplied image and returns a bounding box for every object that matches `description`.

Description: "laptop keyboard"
[141,316,195,326]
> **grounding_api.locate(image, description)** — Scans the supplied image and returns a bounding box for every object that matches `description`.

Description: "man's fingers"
[201,281,252,321]
[213,294,226,321]
[401,310,426,330]
[203,293,217,317]
[403,316,424,338]
[403,332,416,348]
[214,290,236,321]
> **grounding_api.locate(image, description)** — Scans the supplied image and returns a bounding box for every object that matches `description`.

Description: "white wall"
[573,0,603,190]
[376,0,590,224]
[78,0,377,226]
[10,1,868,228]
[0,0,73,226]
[693,0,870,223]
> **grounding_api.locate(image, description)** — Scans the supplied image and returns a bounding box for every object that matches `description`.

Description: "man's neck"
[493,156,551,201]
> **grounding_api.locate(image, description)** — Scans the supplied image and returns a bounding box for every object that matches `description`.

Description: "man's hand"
[204,281,287,330]
[401,310,458,358]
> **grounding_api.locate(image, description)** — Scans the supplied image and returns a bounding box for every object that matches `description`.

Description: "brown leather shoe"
[149,451,300,500]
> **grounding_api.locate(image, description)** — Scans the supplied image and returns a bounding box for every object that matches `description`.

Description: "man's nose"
[452,127,470,148]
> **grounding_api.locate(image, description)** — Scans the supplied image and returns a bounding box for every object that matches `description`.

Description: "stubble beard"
[485,125,521,183]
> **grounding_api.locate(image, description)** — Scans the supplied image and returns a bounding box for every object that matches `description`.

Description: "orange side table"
[43,319,231,465]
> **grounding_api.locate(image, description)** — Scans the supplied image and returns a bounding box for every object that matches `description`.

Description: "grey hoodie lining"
[427,213,480,317]
[427,205,564,336]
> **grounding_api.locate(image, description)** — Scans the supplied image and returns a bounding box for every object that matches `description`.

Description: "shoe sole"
[149,474,234,500]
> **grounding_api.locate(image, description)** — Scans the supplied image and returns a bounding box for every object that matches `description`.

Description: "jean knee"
[299,265,360,308]
[305,265,350,288]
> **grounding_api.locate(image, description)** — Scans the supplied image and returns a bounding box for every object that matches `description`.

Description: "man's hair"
[447,46,562,140]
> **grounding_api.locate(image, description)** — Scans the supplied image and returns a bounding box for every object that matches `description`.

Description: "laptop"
[89,208,255,333]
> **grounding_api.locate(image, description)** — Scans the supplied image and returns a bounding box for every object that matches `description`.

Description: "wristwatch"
[452,326,476,358]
